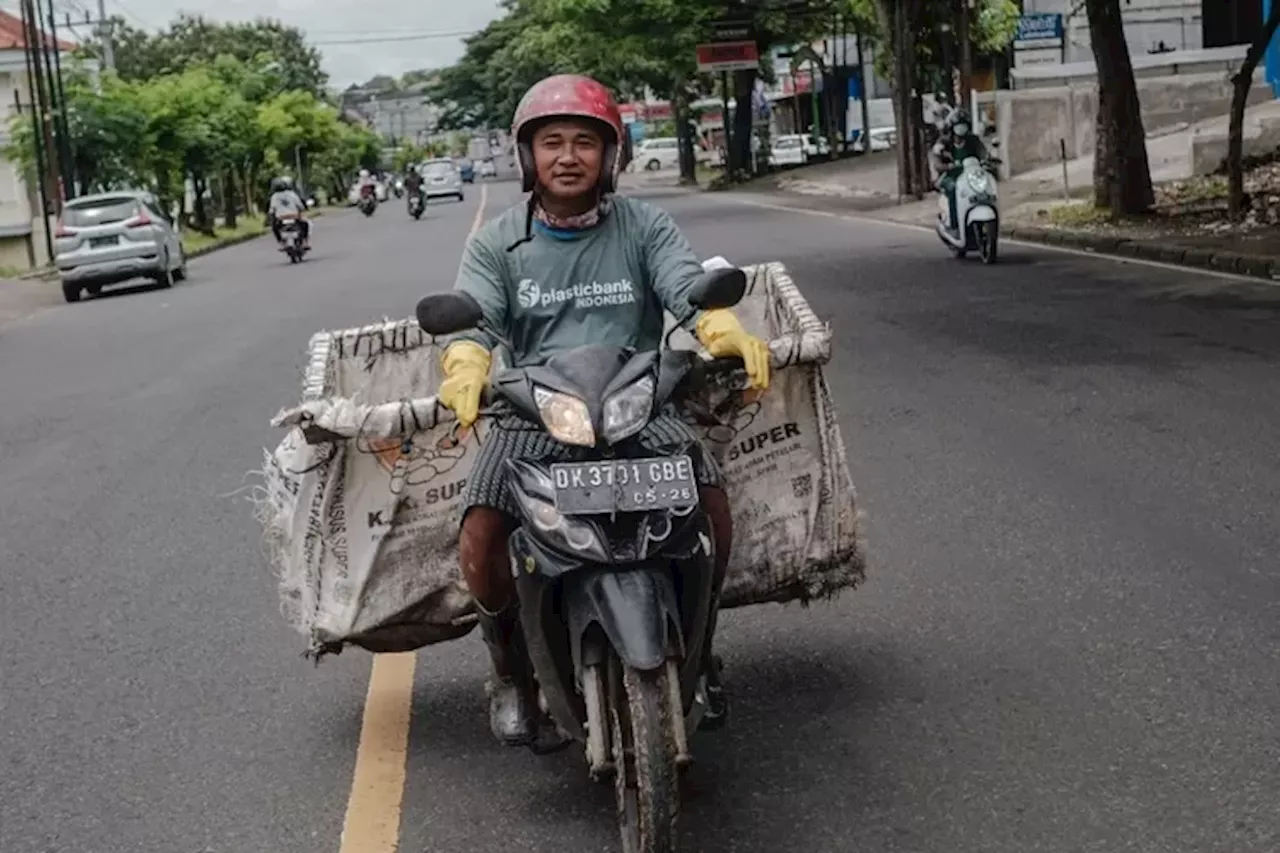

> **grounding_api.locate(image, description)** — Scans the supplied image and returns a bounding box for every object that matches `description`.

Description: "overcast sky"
[85,0,506,86]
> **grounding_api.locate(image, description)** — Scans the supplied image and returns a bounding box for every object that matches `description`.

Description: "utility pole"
[20,0,61,213]
[15,89,52,264]
[95,0,114,70]
[958,0,974,110]
[42,0,75,198]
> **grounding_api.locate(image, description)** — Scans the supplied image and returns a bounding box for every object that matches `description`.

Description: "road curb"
[1003,225,1280,282]
[184,229,266,260]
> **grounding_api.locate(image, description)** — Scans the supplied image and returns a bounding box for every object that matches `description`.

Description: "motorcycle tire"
[977,222,998,264]
[611,661,678,853]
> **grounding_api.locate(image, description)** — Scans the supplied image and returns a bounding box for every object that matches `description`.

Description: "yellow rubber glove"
[438,340,492,430]
[696,309,771,391]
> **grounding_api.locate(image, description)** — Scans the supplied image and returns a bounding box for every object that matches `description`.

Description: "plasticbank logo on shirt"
[516,277,636,310]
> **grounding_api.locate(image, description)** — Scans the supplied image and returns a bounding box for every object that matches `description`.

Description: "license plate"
[89,236,118,248]
[552,455,698,515]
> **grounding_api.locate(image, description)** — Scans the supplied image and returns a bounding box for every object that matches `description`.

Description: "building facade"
[1020,0,1260,62]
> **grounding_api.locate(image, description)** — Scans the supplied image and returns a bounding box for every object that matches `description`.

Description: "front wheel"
[975,221,999,264]
[612,662,679,853]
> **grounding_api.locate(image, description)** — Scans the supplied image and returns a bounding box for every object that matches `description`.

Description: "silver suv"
[55,191,187,303]
[421,160,465,202]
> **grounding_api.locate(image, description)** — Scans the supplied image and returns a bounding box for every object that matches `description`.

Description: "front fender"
[565,566,684,673]
[966,205,998,224]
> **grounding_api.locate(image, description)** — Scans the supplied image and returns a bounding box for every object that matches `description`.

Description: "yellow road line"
[337,179,489,853]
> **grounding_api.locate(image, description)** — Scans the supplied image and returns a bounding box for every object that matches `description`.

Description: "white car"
[478,159,497,178]
[629,137,714,172]
[421,159,465,202]
[769,135,808,166]
[768,134,830,167]
[632,138,681,172]
[853,127,897,153]
[54,190,186,302]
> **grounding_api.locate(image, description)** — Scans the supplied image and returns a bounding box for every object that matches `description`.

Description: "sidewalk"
[726,117,1280,283]
[868,161,1280,281]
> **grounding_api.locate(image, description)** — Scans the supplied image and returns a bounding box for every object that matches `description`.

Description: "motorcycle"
[393,179,405,199]
[407,190,425,220]
[936,156,1000,264]
[415,266,747,853]
[358,184,378,217]
[278,218,309,263]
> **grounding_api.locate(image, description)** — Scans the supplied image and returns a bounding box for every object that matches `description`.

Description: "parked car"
[422,159,465,202]
[633,137,681,171]
[628,137,713,172]
[456,158,475,183]
[54,191,186,303]
[853,127,897,153]
[769,135,808,166]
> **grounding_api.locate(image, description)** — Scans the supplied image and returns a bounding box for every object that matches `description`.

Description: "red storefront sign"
[695,40,760,72]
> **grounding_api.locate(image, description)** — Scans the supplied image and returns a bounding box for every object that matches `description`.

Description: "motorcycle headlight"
[966,170,994,194]
[534,386,595,447]
[602,376,654,444]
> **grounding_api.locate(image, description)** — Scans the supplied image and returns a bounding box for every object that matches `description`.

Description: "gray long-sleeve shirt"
[450,195,706,367]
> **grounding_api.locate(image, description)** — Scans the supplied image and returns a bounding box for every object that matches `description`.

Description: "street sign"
[710,19,756,42]
[696,40,761,72]
[697,15,760,73]
[1012,13,1063,50]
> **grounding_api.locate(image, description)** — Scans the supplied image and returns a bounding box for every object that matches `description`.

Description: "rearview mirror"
[416,292,484,336]
[687,267,746,311]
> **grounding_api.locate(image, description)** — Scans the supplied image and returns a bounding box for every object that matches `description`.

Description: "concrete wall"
[1011,44,1247,89]
[1020,0,1204,64]
[1191,111,1280,175]
[995,69,1272,177]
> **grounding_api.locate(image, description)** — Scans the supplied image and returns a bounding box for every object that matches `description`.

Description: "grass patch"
[181,219,266,255]
[1162,175,1229,205]
[1046,203,1112,227]
[696,163,724,184]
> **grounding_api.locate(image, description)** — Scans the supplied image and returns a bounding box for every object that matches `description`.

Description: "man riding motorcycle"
[931,109,988,233]
[404,164,425,207]
[436,74,771,746]
[267,176,310,247]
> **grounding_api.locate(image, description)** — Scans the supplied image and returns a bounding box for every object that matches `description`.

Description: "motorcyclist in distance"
[930,108,989,233]
[404,163,425,207]
[435,73,771,747]
[267,176,310,247]
[357,168,378,200]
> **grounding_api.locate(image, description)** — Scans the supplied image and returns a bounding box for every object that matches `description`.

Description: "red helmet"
[512,74,627,193]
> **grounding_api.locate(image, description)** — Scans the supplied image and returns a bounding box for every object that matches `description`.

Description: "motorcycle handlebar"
[292,355,752,445]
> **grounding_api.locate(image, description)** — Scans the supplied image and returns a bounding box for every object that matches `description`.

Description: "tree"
[1084,0,1153,215]
[6,68,154,194]
[854,0,1018,197]
[87,14,327,95]
[1227,1,1280,220]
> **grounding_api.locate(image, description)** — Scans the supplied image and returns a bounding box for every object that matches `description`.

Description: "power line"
[106,0,151,30]
[310,29,478,46]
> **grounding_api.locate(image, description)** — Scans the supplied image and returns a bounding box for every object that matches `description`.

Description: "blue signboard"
[1013,13,1064,50]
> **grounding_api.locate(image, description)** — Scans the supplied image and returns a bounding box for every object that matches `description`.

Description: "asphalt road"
[2,178,1278,853]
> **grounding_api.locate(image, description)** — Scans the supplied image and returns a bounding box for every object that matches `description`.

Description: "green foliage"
[430,0,840,131]
[974,0,1021,53]
[86,14,327,96]
[7,51,378,214]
